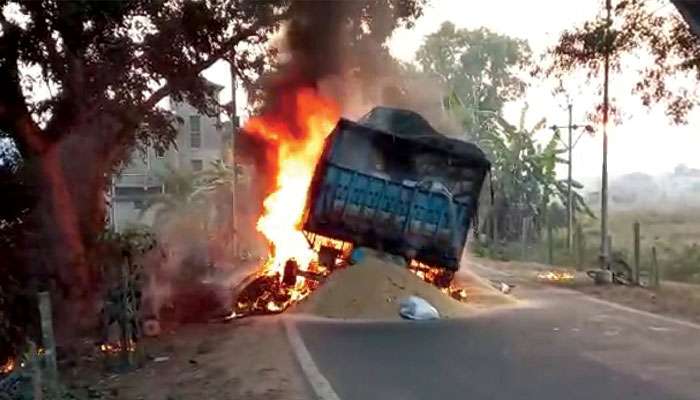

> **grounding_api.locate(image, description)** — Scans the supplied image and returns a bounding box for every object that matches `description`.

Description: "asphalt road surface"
[294,269,700,400]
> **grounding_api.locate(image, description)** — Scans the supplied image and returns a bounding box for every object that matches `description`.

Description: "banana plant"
[464,104,593,240]
[140,166,212,229]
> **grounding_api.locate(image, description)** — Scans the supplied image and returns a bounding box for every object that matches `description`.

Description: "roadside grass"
[582,208,700,284]
[473,207,700,284]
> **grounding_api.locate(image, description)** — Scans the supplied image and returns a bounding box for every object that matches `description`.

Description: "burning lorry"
[302,107,491,273]
[233,105,490,316]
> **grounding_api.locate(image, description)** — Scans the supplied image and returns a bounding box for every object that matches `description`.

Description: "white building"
[112,85,230,231]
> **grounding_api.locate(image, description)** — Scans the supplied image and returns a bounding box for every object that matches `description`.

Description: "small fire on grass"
[537,270,575,283]
[1,358,15,374]
[409,261,468,302]
[99,341,136,354]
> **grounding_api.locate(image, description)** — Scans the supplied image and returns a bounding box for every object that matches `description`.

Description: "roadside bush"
[658,243,700,283]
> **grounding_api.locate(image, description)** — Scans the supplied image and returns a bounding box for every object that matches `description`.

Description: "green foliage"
[0,162,39,363]
[416,22,531,133]
[141,162,238,229]
[470,239,489,258]
[96,226,157,347]
[485,105,593,240]
[99,225,157,260]
[0,1,291,159]
[141,167,202,228]
[657,243,700,283]
[96,225,157,287]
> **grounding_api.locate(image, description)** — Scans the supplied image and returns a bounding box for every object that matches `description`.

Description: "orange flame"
[245,88,340,278]
[1,358,15,374]
[409,260,469,302]
[537,270,575,283]
[99,341,136,354]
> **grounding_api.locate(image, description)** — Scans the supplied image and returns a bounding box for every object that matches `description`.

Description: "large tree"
[0,0,426,297]
[0,1,284,295]
[416,22,531,135]
[547,0,700,124]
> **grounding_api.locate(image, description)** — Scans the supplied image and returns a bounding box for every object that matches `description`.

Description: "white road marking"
[648,326,673,332]
[283,318,342,400]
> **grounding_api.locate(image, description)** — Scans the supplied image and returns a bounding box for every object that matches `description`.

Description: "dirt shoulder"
[470,257,700,325]
[64,317,311,400]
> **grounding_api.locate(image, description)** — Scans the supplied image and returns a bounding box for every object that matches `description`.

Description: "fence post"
[633,221,641,285]
[38,291,58,394]
[521,217,529,259]
[547,219,554,265]
[575,223,584,270]
[651,246,660,288]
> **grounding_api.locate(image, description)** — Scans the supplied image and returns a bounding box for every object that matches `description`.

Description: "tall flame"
[244,88,340,275]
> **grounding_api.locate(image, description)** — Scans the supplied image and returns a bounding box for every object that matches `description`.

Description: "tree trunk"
[26,124,119,298]
[29,146,90,294]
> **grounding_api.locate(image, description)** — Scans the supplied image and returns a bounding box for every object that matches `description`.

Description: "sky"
[206,0,700,185]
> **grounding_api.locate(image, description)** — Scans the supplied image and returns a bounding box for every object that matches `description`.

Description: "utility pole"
[229,60,239,259]
[567,104,574,252]
[600,0,612,270]
[548,104,590,254]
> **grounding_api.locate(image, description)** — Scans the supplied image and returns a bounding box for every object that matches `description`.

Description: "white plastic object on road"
[398,296,440,320]
[499,282,513,294]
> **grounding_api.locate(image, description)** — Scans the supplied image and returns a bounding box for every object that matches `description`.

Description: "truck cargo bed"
[303,107,490,271]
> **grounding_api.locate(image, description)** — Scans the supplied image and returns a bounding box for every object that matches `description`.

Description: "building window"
[155,147,165,158]
[189,115,201,148]
[191,159,203,172]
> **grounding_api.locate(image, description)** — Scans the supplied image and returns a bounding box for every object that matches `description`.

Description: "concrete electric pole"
[600,0,612,269]
[229,60,239,259]
[549,104,591,253]
[567,104,574,252]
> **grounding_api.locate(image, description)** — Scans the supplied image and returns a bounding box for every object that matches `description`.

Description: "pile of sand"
[294,250,513,320]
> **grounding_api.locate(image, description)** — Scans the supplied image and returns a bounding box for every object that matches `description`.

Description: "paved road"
[294,271,700,400]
